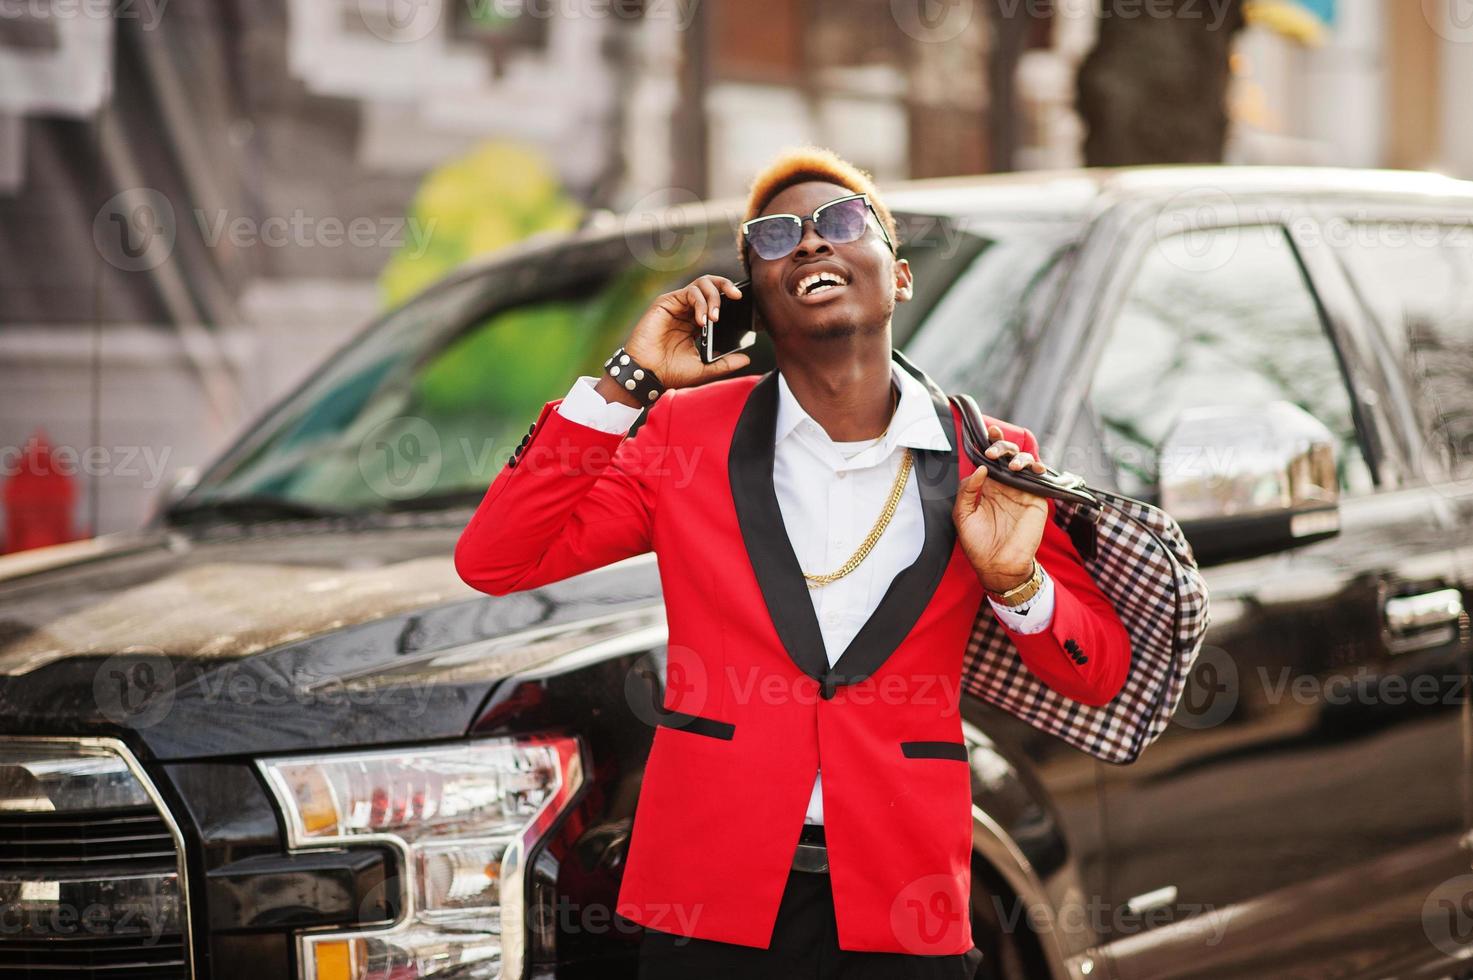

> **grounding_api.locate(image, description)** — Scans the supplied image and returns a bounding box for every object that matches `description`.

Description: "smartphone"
[697,278,757,364]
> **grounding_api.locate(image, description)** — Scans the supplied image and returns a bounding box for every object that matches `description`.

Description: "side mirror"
[1159,401,1341,566]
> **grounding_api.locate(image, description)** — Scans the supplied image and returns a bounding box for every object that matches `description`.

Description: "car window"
[1330,219,1473,480]
[1082,224,1374,504]
[173,213,1081,519]
[903,218,1078,405]
[187,250,679,514]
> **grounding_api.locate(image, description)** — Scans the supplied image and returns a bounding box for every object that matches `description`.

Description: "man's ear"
[893,256,913,303]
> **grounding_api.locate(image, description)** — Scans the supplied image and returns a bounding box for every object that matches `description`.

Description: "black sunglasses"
[741,193,894,262]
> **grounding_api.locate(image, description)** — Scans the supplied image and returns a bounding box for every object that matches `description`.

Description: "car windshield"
[169,212,1081,521]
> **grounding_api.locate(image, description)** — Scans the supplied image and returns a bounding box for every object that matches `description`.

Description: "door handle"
[1123,884,1179,917]
[1383,588,1465,653]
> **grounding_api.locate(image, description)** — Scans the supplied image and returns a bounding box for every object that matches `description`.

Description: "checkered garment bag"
[951,393,1213,765]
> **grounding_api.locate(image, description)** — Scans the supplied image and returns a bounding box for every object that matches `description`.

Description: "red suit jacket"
[455,353,1131,955]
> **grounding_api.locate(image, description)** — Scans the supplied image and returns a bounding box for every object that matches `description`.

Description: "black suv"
[2,166,1471,980]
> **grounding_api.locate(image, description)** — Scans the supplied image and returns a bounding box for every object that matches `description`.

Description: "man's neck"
[775,341,896,443]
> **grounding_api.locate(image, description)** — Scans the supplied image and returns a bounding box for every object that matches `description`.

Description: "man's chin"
[764,293,892,345]
[768,310,855,342]
[788,307,888,343]
[808,321,862,342]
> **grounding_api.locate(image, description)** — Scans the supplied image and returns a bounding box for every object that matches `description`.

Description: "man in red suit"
[455,146,1132,978]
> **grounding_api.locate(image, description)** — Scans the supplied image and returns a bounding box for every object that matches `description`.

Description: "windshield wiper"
[165,494,351,524]
[379,490,486,513]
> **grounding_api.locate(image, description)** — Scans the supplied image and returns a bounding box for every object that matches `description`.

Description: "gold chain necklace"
[802,385,911,590]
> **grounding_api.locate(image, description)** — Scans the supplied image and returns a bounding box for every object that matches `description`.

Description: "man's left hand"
[952,424,1050,593]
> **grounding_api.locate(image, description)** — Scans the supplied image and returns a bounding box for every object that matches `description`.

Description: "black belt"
[793,823,828,873]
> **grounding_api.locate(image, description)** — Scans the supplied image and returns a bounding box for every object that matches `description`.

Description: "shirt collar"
[774,358,952,462]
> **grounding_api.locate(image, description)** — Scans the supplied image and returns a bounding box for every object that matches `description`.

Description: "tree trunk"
[1077,0,1247,166]
[986,0,1036,172]
[673,0,710,198]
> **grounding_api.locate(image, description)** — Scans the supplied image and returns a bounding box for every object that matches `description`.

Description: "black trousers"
[636,866,984,980]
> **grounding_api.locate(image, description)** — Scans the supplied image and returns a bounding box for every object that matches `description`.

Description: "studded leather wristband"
[603,346,666,405]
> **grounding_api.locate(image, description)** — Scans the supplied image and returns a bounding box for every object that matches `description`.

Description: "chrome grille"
[0,806,178,866]
[0,738,193,979]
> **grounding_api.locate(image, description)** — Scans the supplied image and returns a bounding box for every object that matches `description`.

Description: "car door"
[1051,206,1470,980]
[1318,203,1473,966]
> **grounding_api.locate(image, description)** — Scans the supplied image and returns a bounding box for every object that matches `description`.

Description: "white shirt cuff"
[987,563,1055,635]
[556,376,643,435]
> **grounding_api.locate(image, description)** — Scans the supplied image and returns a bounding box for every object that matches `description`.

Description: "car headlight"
[257,735,583,980]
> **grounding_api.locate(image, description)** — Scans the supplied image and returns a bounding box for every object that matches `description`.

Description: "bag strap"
[949,393,1100,508]
[949,393,1103,561]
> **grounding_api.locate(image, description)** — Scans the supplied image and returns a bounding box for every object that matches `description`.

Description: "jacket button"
[507,455,517,468]
[528,422,536,435]
[519,434,530,447]
[819,678,836,700]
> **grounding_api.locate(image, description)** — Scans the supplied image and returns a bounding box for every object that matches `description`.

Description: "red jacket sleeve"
[994,425,1133,707]
[453,388,677,596]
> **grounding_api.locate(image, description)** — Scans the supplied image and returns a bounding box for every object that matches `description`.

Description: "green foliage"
[379,140,584,307]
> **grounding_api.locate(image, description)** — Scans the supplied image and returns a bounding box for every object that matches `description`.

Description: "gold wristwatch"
[986,558,1043,607]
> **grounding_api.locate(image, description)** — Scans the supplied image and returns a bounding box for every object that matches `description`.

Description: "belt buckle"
[792,842,829,873]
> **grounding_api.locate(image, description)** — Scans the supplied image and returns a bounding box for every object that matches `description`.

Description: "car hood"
[0,523,663,760]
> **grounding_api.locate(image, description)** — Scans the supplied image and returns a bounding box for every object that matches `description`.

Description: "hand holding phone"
[597,275,753,407]
[697,278,757,365]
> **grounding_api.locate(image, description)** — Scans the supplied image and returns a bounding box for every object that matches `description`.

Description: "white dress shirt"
[556,363,1055,824]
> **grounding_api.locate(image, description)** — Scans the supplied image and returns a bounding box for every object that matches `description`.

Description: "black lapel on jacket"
[728,371,831,684]
[728,353,961,694]
[827,353,959,689]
